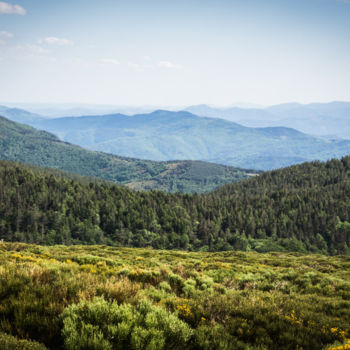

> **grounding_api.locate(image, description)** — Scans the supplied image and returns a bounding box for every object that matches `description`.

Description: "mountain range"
[27,109,350,170]
[0,105,45,124]
[1,102,350,170]
[185,101,350,138]
[3,101,350,140]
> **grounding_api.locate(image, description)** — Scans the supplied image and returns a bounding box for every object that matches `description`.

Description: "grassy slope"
[0,243,349,349]
[0,116,257,193]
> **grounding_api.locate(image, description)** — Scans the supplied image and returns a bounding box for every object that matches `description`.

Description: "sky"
[0,0,350,106]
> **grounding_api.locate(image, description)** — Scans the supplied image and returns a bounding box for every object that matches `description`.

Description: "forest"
[0,156,350,255]
[0,243,349,350]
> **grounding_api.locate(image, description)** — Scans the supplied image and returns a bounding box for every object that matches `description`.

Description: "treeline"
[0,157,350,254]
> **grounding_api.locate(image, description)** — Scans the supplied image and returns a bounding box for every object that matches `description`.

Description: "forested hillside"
[1,157,349,254]
[0,116,255,193]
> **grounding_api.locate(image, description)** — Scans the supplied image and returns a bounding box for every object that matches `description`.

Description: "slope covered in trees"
[0,116,256,193]
[0,157,349,254]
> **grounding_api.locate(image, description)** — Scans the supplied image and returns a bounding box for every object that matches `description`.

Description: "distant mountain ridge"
[2,101,350,139]
[0,105,45,124]
[27,109,350,170]
[0,115,256,193]
[185,101,350,138]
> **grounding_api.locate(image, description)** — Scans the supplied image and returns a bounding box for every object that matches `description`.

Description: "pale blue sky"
[0,0,349,106]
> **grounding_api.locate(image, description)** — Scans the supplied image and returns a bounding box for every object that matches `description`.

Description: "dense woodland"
[0,157,350,255]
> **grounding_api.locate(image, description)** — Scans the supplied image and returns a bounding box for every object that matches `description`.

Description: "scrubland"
[0,243,349,349]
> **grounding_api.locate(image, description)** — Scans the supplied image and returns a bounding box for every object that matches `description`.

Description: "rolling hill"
[30,109,350,170]
[0,116,256,193]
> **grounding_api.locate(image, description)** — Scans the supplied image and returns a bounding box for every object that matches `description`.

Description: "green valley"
[0,116,256,194]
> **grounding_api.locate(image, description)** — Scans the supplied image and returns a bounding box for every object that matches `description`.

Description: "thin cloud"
[0,43,53,62]
[0,1,26,15]
[128,62,141,69]
[158,61,182,69]
[0,31,14,38]
[0,31,13,45]
[11,44,51,57]
[38,37,73,46]
[101,58,120,65]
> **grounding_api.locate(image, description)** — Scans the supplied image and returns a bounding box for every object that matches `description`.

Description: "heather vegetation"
[0,243,349,349]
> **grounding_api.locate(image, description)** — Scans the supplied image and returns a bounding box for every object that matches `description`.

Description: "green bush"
[61,297,193,350]
[159,281,172,292]
[183,278,197,297]
[168,272,185,292]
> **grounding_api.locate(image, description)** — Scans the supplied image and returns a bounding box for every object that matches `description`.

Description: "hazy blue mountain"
[1,103,175,118]
[185,104,279,127]
[31,110,350,170]
[185,101,350,139]
[265,101,350,138]
[5,101,350,139]
[0,105,45,123]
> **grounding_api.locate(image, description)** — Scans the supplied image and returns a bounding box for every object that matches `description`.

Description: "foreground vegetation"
[1,156,350,254]
[0,243,349,349]
[0,116,255,193]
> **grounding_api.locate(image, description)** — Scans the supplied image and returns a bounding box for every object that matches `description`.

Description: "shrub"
[168,272,185,292]
[183,278,197,297]
[159,281,172,292]
[61,297,193,350]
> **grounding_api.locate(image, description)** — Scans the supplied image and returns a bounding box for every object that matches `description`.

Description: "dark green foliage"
[0,116,256,194]
[1,156,350,254]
